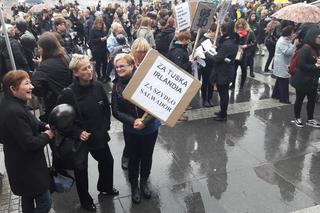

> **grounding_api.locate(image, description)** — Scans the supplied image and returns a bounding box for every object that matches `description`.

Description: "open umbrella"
[29,3,49,13]
[24,0,43,4]
[272,3,320,23]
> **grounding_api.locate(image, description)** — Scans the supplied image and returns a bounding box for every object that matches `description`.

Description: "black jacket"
[1,38,28,72]
[57,79,111,151]
[239,30,256,58]
[59,32,75,54]
[206,34,239,85]
[155,26,175,56]
[32,56,72,121]
[89,29,108,57]
[291,27,320,91]
[111,76,157,135]
[0,94,50,196]
[167,42,192,74]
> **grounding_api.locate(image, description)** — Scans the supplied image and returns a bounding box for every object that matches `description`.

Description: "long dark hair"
[37,32,66,60]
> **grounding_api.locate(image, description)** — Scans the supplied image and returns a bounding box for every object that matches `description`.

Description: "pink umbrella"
[29,3,49,13]
[272,3,320,23]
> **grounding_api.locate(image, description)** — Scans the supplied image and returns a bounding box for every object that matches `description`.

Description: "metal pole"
[0,6,16,70]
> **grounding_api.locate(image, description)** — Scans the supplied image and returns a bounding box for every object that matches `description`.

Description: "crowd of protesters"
[1,0,320,212]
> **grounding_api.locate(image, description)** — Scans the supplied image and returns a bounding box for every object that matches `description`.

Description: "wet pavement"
[1,55,320,212]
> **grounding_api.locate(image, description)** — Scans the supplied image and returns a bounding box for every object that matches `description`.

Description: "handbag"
[45,145,75,193]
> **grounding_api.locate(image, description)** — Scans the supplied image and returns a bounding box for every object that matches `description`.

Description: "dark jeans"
[74,146,114,206]
[217,84,229,116]
[123,130,158,183]
[264,44,275,71]
[21,191,51,213]
[272,77,289,102]
[246,55,254,75]
[294,88,318,120]
[94,53,107,79]
[200,68,213,102]
[233,59,247,87]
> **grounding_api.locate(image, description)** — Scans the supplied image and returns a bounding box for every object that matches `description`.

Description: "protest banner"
[191,2,217,32]
[123,49,201,127]
[174,2,191,31]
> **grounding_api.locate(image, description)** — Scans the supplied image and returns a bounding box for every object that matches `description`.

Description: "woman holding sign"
[111,53,161,204]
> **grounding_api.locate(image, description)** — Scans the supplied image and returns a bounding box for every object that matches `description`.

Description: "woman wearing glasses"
[111,53,160,204]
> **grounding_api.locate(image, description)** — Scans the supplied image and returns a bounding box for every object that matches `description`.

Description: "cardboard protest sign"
[123,49,201,127]
[174,2,191,31]
[191,2,218,32]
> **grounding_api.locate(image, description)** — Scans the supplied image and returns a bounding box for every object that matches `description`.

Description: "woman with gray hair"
[56,54,118,212]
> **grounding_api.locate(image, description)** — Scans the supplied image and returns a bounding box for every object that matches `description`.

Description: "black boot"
[140,180,151,199]
[131,181,141,204]
[250,71,255,77]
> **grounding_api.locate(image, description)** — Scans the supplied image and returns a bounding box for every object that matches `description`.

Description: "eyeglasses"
[115,64,130,70]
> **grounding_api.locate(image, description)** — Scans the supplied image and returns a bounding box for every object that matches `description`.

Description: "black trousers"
[272,77,289,102]
[233,59,247,87]
[294,88,318,120]
[200,68,213,102]
[123,130,158,183]
[217,84,229,116]
[94,52,107,79]
[74,146,114,206]
[264,44,275,71]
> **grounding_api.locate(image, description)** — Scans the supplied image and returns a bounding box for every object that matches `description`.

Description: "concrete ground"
[1,54,320,213]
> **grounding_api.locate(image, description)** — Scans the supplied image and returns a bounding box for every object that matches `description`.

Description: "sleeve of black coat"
[98,83,111,130]
[111,86,136,126]
[7,111,50,151]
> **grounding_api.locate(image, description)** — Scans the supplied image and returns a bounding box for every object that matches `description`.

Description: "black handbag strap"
[65,87,84,122]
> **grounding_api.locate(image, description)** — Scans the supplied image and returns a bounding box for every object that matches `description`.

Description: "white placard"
[175,2,191,31]
[131,56,193,121]
[201,39,213,52]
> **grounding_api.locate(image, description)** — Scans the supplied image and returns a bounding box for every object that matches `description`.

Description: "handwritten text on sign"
[175,2,191,31]
[131,56,193,121]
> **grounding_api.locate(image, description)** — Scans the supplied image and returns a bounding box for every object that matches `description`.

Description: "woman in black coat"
[89,17,108,82]
[0,70,55,213]
[32,32,73,122]
[57,54,118,212]
[206,23,239,121]
[291,27,320,128]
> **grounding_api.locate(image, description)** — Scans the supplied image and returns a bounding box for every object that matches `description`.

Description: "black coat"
[0,94,50,196]
[111,76,157,134]
[155,26,175,56]
[291,27,320,92]
[32,56,73,120]
[206,35,239,85]
[1,38,29,72]
[167,42,192,74]
[57,79,111,151]
[89,29,108,58]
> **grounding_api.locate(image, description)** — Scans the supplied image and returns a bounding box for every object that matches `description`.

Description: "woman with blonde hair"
[231,18,257,89]
[136,17,156,48]
[111,53,160,204]
[131,37,151,66]
[57,54,118,211]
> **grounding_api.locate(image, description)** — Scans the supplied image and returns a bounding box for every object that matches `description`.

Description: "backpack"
[289,44,317,76]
